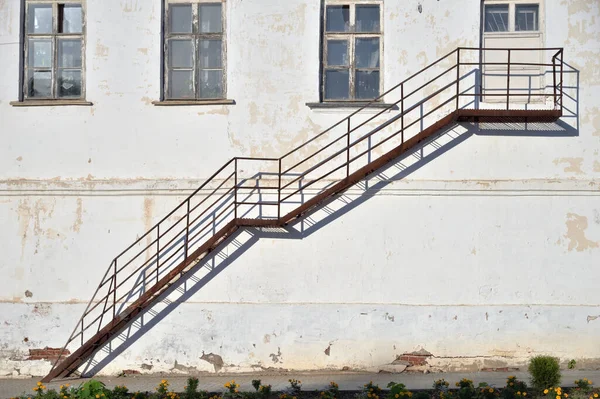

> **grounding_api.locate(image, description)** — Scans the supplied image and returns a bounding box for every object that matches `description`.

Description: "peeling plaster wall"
[1,0,600,377]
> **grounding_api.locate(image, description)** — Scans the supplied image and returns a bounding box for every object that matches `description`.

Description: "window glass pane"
[169,40,193,68]
[199,70,223,98]
[27,70,52,98]
[516,5,539,31]
[200,4,222,33]
[169,70,194,98]
[324,69,349,100]
[59,5,83,33]
[327,40,348,66]
[28,39,52,68]
[199,39,222,69]
[58,39,82,68]
[356,70,380,99]
[484,5,509,32]
[58,70,82,97]
[326,5,349,32]
[356,5,380,32]
[28,4,53,34]
[355,38,380,68]
[170,4,193,33]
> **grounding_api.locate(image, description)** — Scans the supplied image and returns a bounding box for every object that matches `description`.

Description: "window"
[484,2,540,33]
[323,2,382,101]
[164,1,225,100]
[23,1,85,100]
[515,4,538,31]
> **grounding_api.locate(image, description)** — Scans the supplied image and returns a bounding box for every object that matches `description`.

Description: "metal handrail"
[48,47,564,377]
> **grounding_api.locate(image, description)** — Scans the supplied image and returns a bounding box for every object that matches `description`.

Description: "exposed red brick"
[27,347,70,361]
[399,355,428,366]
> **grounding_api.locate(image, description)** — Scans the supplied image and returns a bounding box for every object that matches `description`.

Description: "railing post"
[400,83,404,143]
[156,225,160,284]
[80,318,84,345]
[346,117,350,177]
[552,54,557,109]
[560,49,564,109]
[278,159,282,221]
[112,260,117,318]
[185,199,190,259]
[506,49,511,110]
[234,158,238,219]
[456,48,460,111]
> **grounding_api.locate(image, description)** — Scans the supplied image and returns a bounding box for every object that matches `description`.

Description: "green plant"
[387,382,413,399]
[288,379,302,395]
[257,385,272,399]
[502,376,528,399]
[529,356,561,392]
[476,383,500,399]
[319,382,340,399]
[252,381,262,392]
[79,380,110,399]
[224,380,241,399]
[360,381,383,399]
[184,377,207,399]
[453,379,476,399]
[433,379,451,399]
[575,379,594,393]
[414,393,431,399]
[112,385,130,399]
[568,360,577,370]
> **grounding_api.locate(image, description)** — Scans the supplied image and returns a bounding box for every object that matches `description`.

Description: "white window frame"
[163,0,227,101]
[322,0,383,102]
[23,0,86,101]
[483,0,544,36]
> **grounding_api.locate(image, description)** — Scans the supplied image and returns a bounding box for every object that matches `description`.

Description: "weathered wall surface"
[1,0,600,377]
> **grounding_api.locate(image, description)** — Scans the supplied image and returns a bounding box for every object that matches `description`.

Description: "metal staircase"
[43,47,564,382]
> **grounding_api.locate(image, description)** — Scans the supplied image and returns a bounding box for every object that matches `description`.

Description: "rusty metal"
[45,47,564,383]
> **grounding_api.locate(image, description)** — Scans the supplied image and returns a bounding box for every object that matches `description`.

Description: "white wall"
[0,0,599,377]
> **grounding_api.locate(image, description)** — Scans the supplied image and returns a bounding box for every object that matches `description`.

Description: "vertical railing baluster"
[112,260,117,318]
[506,49,511,110]
[456,48,460,111]
[80,318,84,346]
[156,225,160,284]
[401,83,404,143]
[185,199,190,259]
[346,117,350,177]
[278,159,282,221]
[552,54,557,108]
[234,158,238,220]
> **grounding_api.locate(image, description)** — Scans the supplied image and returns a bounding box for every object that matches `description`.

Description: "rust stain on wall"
[96,41,109,59]
[563,213,599,252]
[553,157,585,175]
[72,198,83,233]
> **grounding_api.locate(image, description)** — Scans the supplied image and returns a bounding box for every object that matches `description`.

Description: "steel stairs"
[43,47,564,382]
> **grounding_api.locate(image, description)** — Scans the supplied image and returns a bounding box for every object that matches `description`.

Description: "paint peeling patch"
[172,360,197,373]
[563,213,599,252]
[263,334,271,344]
[27,347,70,361]
[553,158,585,175]
[269,347,282,363]
[32,304,52,316]
[200,352,224,372]
[385,312,395,322]
[137,48,148,55]
[24,290,33,298]
[96,41,109,58]
[16,156,22,162]
[324,344,331,356]
[587,315,600,323]
[594,161,600,172]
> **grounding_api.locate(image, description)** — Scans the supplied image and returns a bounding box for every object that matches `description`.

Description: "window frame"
[22,0,86,101]
[163,0,227,101]
[483,0,543,35]
[322,0,383,103]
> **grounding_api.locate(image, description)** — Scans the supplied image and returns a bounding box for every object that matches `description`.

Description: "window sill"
[306,102,399,110]
[10,100,93,107]
[152,99,236,106]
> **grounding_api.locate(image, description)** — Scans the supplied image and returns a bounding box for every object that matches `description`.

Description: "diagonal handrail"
[46,47,564,380]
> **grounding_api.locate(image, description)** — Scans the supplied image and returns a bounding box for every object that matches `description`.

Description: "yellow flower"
[564,395,568,398]
[517,392,521,396]
[33,388,38,392]
[96,395,100,399]
[510,383,514,386]
[368,394,372,397]
[395,395,399,398]
[37,382,42,386]
[594,394,598,398]
[235,389,239,393]
[524,394,527,397]
[545,390,550,394]
[556,396,561,399]
[490,389,494,393]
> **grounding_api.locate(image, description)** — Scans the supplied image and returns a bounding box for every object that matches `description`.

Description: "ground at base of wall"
[4,371,600,399]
